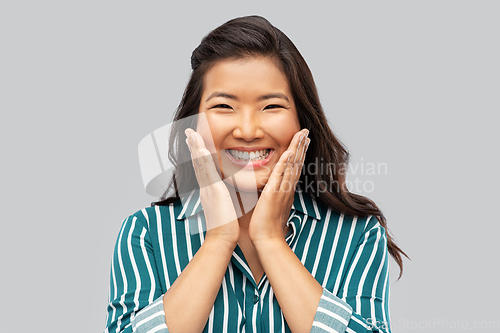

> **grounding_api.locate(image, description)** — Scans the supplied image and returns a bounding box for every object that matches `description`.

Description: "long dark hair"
[153,15,408,277]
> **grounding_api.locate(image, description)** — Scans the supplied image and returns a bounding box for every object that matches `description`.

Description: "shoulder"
[304,193,385,242]
[123,199,185,233]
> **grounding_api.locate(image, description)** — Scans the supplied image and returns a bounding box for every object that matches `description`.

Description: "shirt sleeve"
[131,295,169,332]
[311,218,391,333]
[310,289,353,332]
[104,213,169,333]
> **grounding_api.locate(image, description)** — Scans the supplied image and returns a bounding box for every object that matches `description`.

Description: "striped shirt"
[105,189,391,333]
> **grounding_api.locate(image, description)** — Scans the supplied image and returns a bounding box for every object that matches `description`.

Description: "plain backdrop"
[1,1,499,332]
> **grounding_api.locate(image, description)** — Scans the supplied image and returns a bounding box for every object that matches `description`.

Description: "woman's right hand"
[185,128,240,248]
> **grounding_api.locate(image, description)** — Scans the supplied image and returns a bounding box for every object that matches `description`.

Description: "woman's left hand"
[248,128,310,245]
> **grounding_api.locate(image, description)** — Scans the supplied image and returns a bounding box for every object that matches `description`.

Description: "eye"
[212,104,232,109]
[263,104,284,111]
[210,104,234,113]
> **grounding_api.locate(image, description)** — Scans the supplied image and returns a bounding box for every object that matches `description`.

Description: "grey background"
[1,1,499,332]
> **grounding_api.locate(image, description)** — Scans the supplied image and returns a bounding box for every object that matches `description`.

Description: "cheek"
[196,127,217,153]
[263,115,300,147]
[196,114,221,154]
[195,120,225,177]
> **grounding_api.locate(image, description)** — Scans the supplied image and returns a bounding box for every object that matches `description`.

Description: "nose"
[232,111,264,141]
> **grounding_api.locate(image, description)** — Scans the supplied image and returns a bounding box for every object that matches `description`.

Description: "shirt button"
[253,295,259,303]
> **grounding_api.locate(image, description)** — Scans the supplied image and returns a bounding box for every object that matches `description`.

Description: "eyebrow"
[258,93,290,102]
[205,92,238,102]
[205,92,290,102]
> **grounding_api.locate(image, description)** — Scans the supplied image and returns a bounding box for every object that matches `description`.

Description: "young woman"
[105,15,407,333]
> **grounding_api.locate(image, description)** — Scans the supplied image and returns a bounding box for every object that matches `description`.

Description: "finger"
[292,131,306,164]
[185,128,195,139]
[198,147,223,187]
[274,129,307,194]
[303,138,311,163]
[287,129,308,167]
[288,130,305,156]
[185,128,206,187]
[292,137,310,192]
[292,130,309,177]
[280,151,296,194]
[190,131,222,188]
[191,132,210,188]
[266,150,294,194]
[186,136,204,187]
[282,131,308,194]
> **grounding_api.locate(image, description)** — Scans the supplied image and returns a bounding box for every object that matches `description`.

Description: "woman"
[105,15,407,333]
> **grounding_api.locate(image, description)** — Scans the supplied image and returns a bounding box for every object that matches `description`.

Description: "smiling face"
[196,56,301,192]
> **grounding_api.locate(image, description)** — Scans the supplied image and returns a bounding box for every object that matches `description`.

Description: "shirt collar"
[175,185,322,221]
[290,187,322,221]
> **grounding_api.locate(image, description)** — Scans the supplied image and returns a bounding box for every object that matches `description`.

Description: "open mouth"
[227,149,271,161]
[225,148,274,168]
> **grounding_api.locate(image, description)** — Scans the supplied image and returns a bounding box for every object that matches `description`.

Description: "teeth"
[228,149,270,161]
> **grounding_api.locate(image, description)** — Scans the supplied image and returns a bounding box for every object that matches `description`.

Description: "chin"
[223,175,265,193]
[219,156,271,193]
[221,176,262,214]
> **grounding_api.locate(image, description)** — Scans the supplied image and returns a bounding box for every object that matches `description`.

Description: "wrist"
[252,236,288,254]
[202,236,237,256]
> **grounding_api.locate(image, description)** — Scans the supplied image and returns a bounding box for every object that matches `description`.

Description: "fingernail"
[185,128,195,138]
[301,129,309,140]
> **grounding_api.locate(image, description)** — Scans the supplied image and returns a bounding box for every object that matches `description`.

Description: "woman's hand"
[185,128,240,248]
[248,129,310,245]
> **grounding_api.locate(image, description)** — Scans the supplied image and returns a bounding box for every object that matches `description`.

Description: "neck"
[229,189,292,240]
[224,184,261,230]
[237,209,254,231]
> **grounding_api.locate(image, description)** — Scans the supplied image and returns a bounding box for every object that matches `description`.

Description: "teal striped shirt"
[105,189,391,332]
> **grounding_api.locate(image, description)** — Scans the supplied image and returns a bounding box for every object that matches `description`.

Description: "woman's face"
[196,56,301,192]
